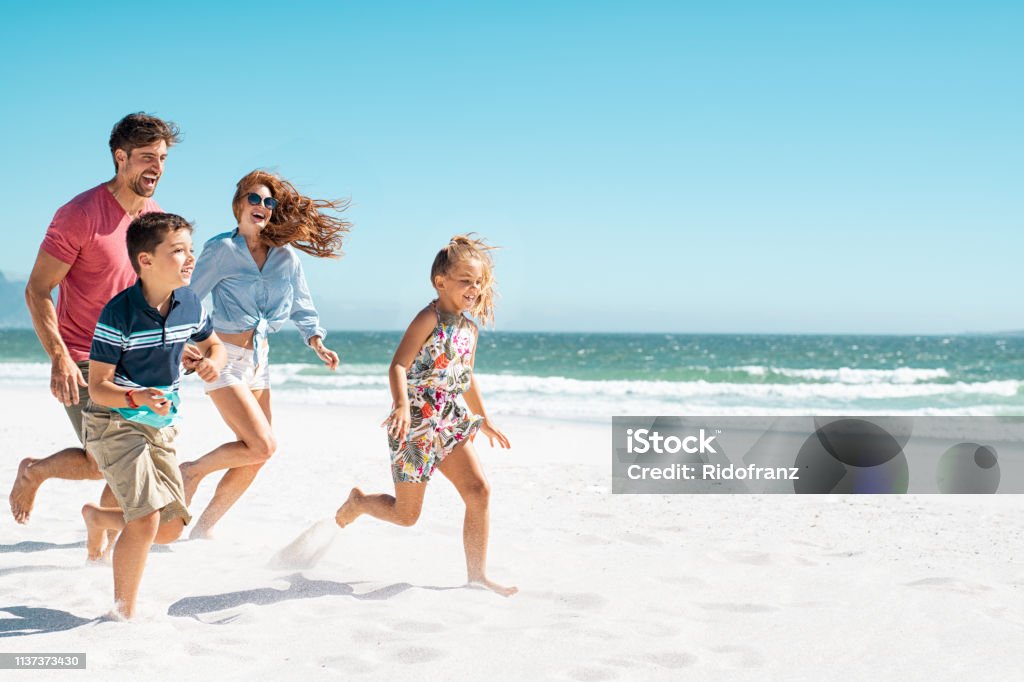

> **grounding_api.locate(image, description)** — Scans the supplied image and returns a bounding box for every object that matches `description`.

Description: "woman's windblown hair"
[232,170,351,258]
[430,234,499,327]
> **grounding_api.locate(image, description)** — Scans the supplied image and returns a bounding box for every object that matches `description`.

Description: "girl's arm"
[87,361,171,415]
[384,306,437,441]
[463,327,511,449]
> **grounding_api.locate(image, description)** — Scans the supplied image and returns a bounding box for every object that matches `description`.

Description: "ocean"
[2,330,1022,420]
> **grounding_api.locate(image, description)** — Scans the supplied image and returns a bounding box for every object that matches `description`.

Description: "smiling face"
[115,140,168,198]
[137,228,196,289]
[434,258,486,314]
[236,183,274,233]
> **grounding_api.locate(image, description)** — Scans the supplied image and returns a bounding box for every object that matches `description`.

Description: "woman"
[182,170,350,538]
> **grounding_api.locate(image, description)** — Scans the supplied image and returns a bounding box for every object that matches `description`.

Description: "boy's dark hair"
[126,213,193,275]
[109,112,182,172]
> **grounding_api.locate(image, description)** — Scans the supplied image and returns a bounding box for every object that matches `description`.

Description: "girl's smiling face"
[434,258,486,314]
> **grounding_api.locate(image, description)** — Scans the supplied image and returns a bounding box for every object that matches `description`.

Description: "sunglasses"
[246,192,279,210]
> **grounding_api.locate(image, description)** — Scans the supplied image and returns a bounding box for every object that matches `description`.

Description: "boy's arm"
[190,332,227,382]
[87,361,171,415]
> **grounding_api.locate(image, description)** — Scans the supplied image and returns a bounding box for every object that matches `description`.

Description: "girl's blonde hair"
[232,169,352,258]
[430,234,499,327]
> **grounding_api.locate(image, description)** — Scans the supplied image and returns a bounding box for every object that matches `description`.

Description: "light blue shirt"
[189,229,326,349]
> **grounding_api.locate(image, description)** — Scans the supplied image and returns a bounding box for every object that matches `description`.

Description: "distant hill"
[0,272,31,328]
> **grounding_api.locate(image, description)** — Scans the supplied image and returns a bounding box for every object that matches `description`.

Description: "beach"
[2,382,1022,680]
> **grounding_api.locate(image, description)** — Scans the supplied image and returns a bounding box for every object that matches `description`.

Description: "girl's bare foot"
[81,504,106,561]
[9,458,41,524]
[334,487,365,528]
[468,576,519,597]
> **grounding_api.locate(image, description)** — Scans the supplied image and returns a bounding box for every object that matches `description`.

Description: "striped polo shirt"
[90,280,213,400]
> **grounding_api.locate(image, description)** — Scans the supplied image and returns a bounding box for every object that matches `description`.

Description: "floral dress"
[389,301,483,483]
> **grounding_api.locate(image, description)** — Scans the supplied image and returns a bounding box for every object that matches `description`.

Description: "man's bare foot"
[468,576,519,597]
[10,458,41,524]
[334,487,364,528]
[188,524,215,541]
[180,461,203,506]
[81,504,106,561]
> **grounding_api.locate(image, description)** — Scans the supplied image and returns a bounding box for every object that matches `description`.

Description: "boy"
[80,212,225,620]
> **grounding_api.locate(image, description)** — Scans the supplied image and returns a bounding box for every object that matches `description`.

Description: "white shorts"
[203,341,271,393]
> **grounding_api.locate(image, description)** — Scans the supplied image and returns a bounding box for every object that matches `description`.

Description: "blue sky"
[2,1,1021,333]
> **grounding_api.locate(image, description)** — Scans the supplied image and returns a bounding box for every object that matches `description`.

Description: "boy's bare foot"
[10,458,41,524]
[180,462,202,506]
[100,529,119,562]
[81,504,106,561]
[334,487,365,528]
[468,576,519,597]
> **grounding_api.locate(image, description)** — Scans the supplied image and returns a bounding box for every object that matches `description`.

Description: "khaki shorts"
[63,361,91,445]
[82,403,191,525]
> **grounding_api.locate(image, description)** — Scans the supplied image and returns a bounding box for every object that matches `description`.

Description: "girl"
[335,235,516,596]
[181,170,350,539]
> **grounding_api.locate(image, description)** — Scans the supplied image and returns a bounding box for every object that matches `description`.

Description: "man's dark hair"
[126,213,193,275]
[109,113,182,172]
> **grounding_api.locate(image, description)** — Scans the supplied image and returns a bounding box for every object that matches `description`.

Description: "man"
[9,113,181,526]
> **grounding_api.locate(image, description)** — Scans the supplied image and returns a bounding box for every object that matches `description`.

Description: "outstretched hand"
[480,418,511,449]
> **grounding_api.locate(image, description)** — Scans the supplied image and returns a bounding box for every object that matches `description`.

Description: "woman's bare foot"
[180,461,203,506]
[334,487,365,528]
[81,504,107,561]
[468,576,519,597]
[9,458,41,524]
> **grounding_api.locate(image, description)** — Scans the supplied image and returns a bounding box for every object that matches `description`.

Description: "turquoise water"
[2,329,1023,418]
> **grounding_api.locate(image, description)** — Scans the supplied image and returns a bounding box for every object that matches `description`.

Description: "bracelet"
[125,389,138,409]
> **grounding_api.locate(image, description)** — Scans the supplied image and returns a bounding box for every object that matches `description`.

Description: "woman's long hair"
[232,170,351,258]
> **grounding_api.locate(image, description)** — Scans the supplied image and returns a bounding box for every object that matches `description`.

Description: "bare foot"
[334,487,364,528]
[10,458,41,524]
[81,504,106,561]
[188,524,215,541]
[468,576,519,597]
[100,529,119,562]
[180,461,203,506]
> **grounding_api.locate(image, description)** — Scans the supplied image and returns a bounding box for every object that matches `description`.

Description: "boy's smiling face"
[137,229,196,289]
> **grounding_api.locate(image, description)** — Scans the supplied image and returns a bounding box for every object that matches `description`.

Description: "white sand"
[2,384,1023,680]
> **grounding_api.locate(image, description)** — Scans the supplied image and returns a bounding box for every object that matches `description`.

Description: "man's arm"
[25,248,83,406]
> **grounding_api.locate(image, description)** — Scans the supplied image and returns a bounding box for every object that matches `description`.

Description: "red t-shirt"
[40,184,162,362]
